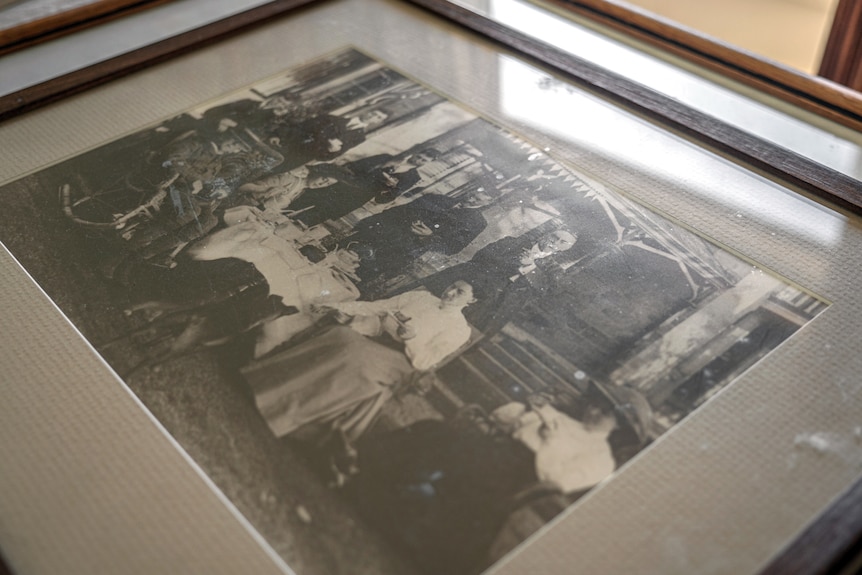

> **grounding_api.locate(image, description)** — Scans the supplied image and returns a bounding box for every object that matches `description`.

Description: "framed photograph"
[1,1,861,574]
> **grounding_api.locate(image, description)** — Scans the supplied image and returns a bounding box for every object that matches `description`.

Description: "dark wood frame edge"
[0,0,175,57]
[543,0,862,131]
[819,0,862,92]
[760,476,862,575]
[0,0,322,122]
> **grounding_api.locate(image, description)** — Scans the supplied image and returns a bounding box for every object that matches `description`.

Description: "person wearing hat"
[412,227,578,332]
[284,148,440,227]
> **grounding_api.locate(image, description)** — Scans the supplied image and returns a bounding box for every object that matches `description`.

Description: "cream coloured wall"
[623,0,839,73]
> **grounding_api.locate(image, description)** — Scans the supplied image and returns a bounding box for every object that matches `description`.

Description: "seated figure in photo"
[64,94,297,199]
[265,108,389,170]
[236,165,340,213]
[147,94,299,160]
[193,93,301,136]
[108,282,295,378]
[287,148,440,228]
[112,202,363,374]
[186,204,361,312]
[341,190,496,296]
[171,100,389,170]
[424,228,577,289]
[344,148,440,204]
[416,228,577,331]
[491,392,616,495]
[240,281,478,478]
[169,133,284,200]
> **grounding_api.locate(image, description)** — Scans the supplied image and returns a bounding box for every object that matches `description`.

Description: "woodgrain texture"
[760,477,862,574]
[0,0,320,120]
[819,0,862,91]
[541,0,862,131]
[0,0,174,56]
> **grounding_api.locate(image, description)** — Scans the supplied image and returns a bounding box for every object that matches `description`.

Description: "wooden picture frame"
[535,0,862,131]
[1,1,861,574]
[819,0,862,92]
[2,0,860,214]
[0,0,174,55]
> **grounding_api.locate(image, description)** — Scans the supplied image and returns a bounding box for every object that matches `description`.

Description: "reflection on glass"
[1,0,113,28]
[623,0,840,75]
[498,55,847,246]
[477,0,862,180]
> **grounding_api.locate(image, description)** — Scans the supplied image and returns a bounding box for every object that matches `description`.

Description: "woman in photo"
[240,281,477,460]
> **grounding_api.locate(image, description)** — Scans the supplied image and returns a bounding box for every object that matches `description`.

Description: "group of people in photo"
[59,50,660,575]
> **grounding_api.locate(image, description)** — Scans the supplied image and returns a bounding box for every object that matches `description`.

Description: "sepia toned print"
[0,48,828,575]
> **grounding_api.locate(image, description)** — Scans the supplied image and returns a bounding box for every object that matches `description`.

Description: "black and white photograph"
[0,47,829,575]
